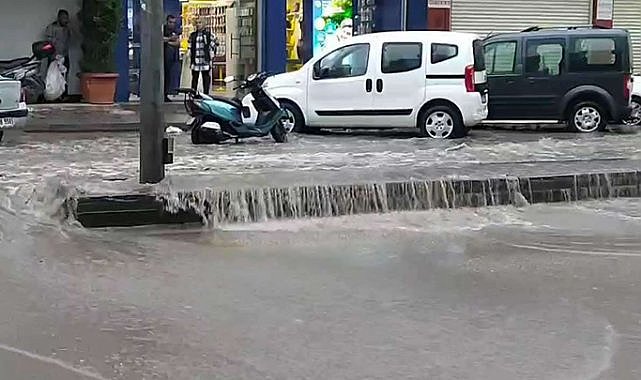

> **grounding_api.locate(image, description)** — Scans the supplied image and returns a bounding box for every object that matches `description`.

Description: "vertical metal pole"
[401,0,408,31]
[139,0,165,184]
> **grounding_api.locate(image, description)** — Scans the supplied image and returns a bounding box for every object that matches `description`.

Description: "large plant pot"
[81,73,119,104]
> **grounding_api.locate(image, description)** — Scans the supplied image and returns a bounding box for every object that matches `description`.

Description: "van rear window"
[473,39,486,71]
[568,37,626,72]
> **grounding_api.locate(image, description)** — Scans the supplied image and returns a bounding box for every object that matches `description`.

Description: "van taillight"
[624,74,632,100]
[465,65,475,92]
[20,88,25,102]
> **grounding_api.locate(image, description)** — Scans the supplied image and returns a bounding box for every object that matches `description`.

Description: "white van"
[259,31,488,139]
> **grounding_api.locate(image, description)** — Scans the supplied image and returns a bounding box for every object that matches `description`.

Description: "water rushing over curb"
[144,171,640,227]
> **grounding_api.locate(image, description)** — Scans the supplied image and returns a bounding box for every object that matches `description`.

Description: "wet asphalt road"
[1,199,641,379]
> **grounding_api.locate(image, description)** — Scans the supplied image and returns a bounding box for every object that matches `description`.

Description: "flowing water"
[2,130,641,378]
[2,190,641,379]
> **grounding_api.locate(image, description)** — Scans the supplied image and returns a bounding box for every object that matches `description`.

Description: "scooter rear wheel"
[271,123,288,143]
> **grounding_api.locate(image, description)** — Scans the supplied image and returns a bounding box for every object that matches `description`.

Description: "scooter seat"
[208,95,242,108]
[0,57,33,71]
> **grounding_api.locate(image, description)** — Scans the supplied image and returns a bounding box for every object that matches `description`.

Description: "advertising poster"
[313,0,353,56]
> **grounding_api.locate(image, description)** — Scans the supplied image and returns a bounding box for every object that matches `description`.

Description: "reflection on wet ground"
[1,199,641,379]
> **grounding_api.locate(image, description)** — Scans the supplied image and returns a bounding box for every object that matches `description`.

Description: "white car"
[254,31,488,139]
[0,76,27,142]
[625,75,641,126]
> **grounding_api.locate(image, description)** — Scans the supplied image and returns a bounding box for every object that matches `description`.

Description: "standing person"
[163,15,180,102]
[189,18,218,95]
[45,9,72,98]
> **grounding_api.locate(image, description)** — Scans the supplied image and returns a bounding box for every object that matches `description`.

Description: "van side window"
[525,39,565,76]
[381,43,422,74]
[484,41,518,75]
[569,37,623,72]
[431,43,458,64]
[313,44,370,80]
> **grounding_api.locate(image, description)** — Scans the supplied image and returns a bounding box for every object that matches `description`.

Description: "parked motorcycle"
[177,72,289,144]
[0,41,55,104]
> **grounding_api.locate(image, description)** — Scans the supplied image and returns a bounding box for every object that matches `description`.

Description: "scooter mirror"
[224,76,235,83]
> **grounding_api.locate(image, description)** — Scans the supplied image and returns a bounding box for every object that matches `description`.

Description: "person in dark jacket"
[163,14,180,102]
[189,18,218,95]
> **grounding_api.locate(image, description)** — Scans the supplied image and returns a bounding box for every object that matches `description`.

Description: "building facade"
[0,0,428,103]
[429,0,640,72]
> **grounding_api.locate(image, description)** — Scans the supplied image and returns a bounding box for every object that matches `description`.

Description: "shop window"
[484,41,518,75]
[569,37,623,72]
[382,43,422,74]
[314,44,370,80]
[431,43,458,64]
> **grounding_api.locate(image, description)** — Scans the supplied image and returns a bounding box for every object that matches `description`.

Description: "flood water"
[1,192,641,379]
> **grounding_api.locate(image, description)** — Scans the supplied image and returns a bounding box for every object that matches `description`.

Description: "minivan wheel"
[279,101,306,133]
[419,105,466,139]
[568,102,607,133]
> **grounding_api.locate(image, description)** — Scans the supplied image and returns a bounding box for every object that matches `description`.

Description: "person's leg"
[202,70,211,95]
[191,70,200,91]
[164,58,172,101]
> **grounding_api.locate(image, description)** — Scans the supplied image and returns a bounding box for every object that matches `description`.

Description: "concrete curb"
[70,170,641,228]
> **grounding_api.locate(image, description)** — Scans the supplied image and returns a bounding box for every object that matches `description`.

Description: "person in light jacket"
[188,18,218,95]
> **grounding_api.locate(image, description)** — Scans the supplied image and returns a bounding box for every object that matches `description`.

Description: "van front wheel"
[418,105,466,139]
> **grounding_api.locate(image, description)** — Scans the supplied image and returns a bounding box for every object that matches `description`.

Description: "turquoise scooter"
[177,72,290,144]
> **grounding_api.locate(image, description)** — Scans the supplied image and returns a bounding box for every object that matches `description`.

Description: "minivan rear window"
[568,37,625,72]
[473,39,486,71]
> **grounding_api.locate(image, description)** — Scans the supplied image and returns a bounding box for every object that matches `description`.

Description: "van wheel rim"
[280,109,296,133]
[623,100,641,126]
[574,106,601,132]
[425,111,454,139]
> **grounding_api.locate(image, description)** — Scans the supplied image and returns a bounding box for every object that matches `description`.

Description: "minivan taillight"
[624,74,632,101]
[465,65,475,92]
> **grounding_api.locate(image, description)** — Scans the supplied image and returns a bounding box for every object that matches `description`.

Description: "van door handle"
[376,79,383,93]
[365,79,373,92]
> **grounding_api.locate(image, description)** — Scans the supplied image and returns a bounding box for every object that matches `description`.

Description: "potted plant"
[79,0,122,104]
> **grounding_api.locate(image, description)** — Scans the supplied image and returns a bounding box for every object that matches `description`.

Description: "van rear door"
[473,39,488,96]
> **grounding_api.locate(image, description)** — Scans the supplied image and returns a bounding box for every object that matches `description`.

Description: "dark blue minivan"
[483,27,634,133]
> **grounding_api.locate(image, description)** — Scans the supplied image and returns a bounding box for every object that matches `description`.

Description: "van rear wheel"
[568,101,607,133]
[418,105,466,139]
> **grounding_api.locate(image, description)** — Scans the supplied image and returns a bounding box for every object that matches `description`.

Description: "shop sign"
[428,0,451,9]
[596,0,613,21]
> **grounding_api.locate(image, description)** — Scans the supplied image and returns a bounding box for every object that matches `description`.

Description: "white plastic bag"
[44,55,67,101]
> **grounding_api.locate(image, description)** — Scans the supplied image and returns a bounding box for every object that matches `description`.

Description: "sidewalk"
[24,100,190,133]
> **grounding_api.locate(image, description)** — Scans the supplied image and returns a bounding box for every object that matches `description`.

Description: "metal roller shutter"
[613,0,641,72]
[451,0,592,37]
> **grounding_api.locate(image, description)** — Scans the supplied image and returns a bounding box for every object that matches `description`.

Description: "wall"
[0,0,82,93]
